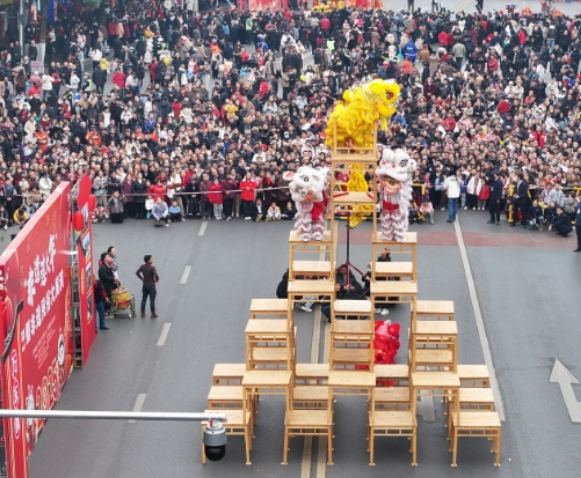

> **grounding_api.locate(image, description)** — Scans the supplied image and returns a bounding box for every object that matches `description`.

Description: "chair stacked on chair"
[203,123,501,468]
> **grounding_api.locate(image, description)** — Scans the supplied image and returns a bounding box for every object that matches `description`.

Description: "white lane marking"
[550,359,581,423]
[454,0,472,12]
[128,394,147,423]
[157,323,172,347]
[179,265,192,285]
[198,221,208,236]
[455,220,506,421]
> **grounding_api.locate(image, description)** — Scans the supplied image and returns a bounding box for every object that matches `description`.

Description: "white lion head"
[282,166,326,203]
[376,148,416,194]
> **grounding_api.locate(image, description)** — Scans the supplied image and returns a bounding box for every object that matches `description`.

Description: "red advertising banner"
[75,174,96,366]
[0,183,74,478]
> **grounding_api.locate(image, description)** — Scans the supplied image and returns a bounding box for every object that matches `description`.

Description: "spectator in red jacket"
[208,179,224,220]
[240,172,257,220]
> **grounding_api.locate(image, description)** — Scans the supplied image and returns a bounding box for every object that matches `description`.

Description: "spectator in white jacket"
[442,168,461,223]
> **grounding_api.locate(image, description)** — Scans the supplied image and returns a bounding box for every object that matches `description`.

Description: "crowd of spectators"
[0,1,580,235]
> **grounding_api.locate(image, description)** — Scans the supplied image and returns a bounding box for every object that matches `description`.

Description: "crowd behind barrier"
[0,1,580,234]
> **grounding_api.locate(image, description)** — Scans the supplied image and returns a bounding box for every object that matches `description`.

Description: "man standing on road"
[442,168,460,223]
[575,200,581,252]
[136,255,159,319]
[511,173,529,228]
[487,170,503,225]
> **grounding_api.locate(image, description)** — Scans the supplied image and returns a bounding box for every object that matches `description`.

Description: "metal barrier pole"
[0,410,227,422]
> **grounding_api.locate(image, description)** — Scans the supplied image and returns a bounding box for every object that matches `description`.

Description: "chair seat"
[294,386,330,401]
[413,349,455,364]
[332,320,374,335]
[460,387,494,404]
[286,410,332,427]
[373,387,410,403]
[250,347,292,360]
[414,321,458,336]
[452,411,501,429]
[245,319,290,334]
[207,385,244,402]
[204,409,251,427]
[375,364,409,381]
[332,348,372,363]
[414,300,455,316]
[370,410,416,428]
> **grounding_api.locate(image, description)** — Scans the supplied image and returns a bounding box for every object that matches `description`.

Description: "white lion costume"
[376,149,416,242]
[283,166,329,241]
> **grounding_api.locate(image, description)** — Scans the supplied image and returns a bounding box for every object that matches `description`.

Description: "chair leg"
[282,428,289,465]
[245,427,252,465]
[495,433,501,467]
[369,431,375,466]
[411,430,417,466]
[327,431,333,465]
[201,426,206,464]
[451,429,458,467]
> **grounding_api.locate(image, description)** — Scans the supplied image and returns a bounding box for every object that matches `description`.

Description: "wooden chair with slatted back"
[282,385,334,465]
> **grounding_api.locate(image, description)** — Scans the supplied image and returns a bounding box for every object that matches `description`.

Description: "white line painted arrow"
[550,359,581,423]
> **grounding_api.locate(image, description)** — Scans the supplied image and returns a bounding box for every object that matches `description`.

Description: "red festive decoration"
[88,194,97,211]
[72,211,84,231]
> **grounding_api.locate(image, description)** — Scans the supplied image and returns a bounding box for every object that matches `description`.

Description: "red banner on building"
[75,174,96,366]
[0,183,74,478]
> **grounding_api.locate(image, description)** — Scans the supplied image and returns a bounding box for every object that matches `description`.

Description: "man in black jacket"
[98,254,119,319]
[549,206,572,237]
[511,173,528,228]
[487,170,503,225]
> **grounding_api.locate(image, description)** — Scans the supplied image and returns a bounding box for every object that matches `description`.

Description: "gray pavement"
[21,206,581,478]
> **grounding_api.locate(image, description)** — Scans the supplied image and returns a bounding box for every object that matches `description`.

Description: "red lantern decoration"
[88,194,97,211]
[72,211,84,231]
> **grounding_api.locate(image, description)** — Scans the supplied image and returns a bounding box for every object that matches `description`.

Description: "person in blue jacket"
[403,40,418,62]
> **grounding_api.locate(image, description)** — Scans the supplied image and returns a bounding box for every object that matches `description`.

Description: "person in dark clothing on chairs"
[136,254,160,318]
[487,170,503,225]
[549,206,572,237]
[511,173,528,228]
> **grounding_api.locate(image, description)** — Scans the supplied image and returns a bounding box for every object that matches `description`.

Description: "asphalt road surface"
[20,204,581,478]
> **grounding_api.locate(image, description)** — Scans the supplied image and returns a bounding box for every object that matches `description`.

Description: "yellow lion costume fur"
[325,80,400,227]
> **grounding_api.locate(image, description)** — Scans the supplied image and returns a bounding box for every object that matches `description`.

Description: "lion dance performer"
[325,79,400,228]
[283,167,329,241]
[376,148,416,242]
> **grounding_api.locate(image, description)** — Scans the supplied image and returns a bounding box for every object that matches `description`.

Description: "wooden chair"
[370,386,411,411]
[332,300,372,321]
[250,299,288,319]
[288,230,334,272]
[367,387,417,466]
[446,387,495,429]
[245,319,295,370]
[449,411,501,467]
[372,232,418,275]
[413,300,455,321]
[201,399,254,465]
[373,261,415,282]
[212,363,246,385]
[374,364,409,386]
[295,363,329,385]
[290,374,331,410]
[330,320,374,370]
[370,281,418,307]
[290,260,335,280]
[457,365,490,388]
[282,385,334,465]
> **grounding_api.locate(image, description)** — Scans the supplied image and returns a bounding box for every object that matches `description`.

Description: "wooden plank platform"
[331,192,375,205]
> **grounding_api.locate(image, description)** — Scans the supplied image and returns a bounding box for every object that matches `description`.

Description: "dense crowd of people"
[0,1,580,241]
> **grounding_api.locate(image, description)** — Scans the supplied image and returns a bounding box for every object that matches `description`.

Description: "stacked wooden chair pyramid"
[203,123,501,468]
